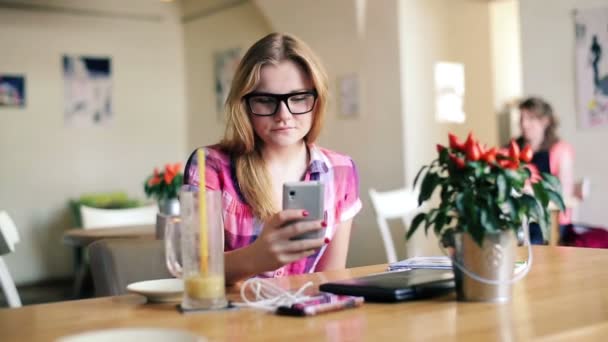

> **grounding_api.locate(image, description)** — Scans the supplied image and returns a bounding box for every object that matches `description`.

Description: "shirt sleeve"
[339,158,362,222]
[184,147,222,191]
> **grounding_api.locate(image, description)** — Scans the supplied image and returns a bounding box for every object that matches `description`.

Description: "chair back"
[88,239,172,296]
[0,211,19,255]
[575,177,591,201]
[572,177,591,223]
[0,211,22,307]
[368,187,420,264]
[80,205,158,229]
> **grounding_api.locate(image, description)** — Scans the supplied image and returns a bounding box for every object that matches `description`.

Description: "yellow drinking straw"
[197,148,208,275]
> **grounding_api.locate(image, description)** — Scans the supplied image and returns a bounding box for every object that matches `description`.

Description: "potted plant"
[144,162,183,216]
[408,132,564,302]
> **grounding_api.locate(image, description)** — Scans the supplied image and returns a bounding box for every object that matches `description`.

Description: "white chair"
[0,211,22,308]
[368,187,421,264]
[572,177,591,223]
[80,205,158,229]
[574,177,591,202]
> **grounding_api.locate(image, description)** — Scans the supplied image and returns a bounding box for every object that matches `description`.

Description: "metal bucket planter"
[452,231,520,302]
[156,198,180,239]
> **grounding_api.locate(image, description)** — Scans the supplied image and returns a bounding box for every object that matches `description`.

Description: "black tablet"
[319,269,455,302]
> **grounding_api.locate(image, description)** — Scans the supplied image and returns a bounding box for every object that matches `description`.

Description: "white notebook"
[388,256,452,271]
[388,256,528,274]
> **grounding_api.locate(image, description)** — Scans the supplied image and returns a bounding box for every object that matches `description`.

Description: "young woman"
[516,97,575,243]
[184,33,361,284]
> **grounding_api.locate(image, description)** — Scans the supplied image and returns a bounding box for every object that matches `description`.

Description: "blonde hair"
[219,33,329,220]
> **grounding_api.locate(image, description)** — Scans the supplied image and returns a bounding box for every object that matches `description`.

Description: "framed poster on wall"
[63,55,112,127]
[213,48,241,119]
[0,75,25,107]
[574,7,608,128]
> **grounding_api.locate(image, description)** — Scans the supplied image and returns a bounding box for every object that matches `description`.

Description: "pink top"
[185,144,362,278]
[550,141,575,225]
[527,140,575,224]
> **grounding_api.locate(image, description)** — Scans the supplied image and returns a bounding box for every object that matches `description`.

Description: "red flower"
[448,133,465,151]
[144,162,184,201]
[449,154,466,169]
[520,145,533,163]
[482,147,497,164]
[466,139,481,161]
[147,168,161,186]
[509,139,520,161]
[163,163,182,185]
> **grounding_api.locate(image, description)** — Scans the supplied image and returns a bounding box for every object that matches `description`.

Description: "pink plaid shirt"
[185,144,362,278]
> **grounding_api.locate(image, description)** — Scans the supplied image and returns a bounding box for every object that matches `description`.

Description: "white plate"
[57,328,205,342]
[126,278,183,303]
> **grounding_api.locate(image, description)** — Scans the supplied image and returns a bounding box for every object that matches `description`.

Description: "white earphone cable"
[234,277,315,311]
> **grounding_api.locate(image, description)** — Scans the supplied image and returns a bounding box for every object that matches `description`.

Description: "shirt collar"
[307,144,329,174]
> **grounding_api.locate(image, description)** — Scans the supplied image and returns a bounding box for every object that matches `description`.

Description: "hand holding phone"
[282,181,325,240]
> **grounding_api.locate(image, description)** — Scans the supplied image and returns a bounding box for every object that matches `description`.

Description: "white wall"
[182,0,271,151]
[400,0,498,187]
[0,0,186,284]
[519,0,608,226]
[490,0,523,112]
[399,0,498,256]
[254,0,406,266]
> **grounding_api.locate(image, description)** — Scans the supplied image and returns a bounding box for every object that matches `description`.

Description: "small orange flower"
[147,176,161,186]
[147,168,161,186]
[144,162,184,201]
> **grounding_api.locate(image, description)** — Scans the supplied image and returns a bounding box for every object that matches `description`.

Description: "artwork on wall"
[63,55,112,127]
[214,48,241,118]
[338,74,360,118]
[575,8,608,128]
[434,62,465,124]
[0,75,25,107]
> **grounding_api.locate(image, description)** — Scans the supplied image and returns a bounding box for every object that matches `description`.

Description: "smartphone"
[282,181,324,240]
[276,293,364,316]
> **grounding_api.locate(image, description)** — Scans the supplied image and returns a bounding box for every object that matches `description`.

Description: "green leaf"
[472,162,483,178]
[424,209,439,235]
[434,211,447,236]
[418,173,439,205]
[407,213,427,240]
[541,172,562,192]
[480,209,495,232]
[497,173,507,202]
[455,192,466,214]
[469,226,485,247]
[413,165,428,188]
[439,148,449,164]
[547,189,566,212]
[532,182,550,208]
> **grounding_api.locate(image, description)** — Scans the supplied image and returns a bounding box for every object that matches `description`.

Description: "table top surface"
[63,225,155,247]
[2,246,607,341]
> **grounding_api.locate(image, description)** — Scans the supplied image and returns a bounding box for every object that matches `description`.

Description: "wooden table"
[1,246,607,341]
[63,224,155,247]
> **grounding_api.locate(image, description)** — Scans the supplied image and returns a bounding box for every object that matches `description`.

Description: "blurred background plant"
[144,163,183,202]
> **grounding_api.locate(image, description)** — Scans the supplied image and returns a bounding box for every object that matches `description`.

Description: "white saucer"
[57,328,204,342]
[126,278,183,303]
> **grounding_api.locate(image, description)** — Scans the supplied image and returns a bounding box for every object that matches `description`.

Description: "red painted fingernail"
[302,210,309,217]
[324,237,331,244]
[321,221,327,227]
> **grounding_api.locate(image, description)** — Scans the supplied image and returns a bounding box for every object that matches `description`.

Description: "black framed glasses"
[243,90,318,116]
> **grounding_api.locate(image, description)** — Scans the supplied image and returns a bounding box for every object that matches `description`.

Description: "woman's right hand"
[250,209,326,272]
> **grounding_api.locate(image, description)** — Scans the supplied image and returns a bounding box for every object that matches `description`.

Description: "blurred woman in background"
[516,97,575,244]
